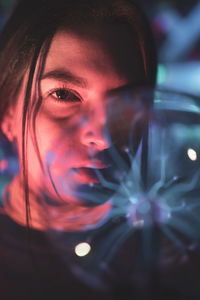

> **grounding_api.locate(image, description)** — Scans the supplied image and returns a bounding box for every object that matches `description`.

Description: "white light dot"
[187,148,197,161]
[75,242,91,257]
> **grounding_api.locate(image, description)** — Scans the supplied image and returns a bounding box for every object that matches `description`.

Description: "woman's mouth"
[68,165,123,185]
[69,167,100,184]
[69,167,112,184]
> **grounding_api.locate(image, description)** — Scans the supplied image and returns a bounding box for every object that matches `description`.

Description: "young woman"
[0,0,157,299]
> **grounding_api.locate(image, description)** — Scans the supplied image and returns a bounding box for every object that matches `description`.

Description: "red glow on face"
[4,24,146,230]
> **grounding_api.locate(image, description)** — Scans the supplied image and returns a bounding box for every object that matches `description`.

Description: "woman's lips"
[69,165,120,184]
[69,167,105,184]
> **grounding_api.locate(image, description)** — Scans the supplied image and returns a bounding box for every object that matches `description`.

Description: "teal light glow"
[157,64,167,85]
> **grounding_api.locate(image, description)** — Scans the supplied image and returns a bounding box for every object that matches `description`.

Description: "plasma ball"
[75,242,91,257]
[187,148,197,161]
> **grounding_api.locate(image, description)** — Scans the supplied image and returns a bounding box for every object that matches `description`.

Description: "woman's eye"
[50,88,82,102]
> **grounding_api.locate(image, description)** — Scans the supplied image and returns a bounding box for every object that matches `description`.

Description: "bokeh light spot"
[187,148,197,161]
[75,242,91,257]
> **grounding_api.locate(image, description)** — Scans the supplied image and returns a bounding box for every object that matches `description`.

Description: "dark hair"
[0,0,157,228]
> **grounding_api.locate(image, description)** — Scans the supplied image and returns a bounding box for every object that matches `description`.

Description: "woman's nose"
[80,105,110,151]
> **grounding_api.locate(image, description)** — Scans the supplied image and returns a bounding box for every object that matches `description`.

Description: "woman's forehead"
[43,25,145,87]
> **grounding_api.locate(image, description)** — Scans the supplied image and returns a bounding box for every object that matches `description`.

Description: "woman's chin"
[42,180,114,208]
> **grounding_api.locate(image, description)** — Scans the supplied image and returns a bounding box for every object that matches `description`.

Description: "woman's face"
[5,23,146,204]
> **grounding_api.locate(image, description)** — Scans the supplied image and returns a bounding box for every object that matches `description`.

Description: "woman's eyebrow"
[41,68,87,88]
